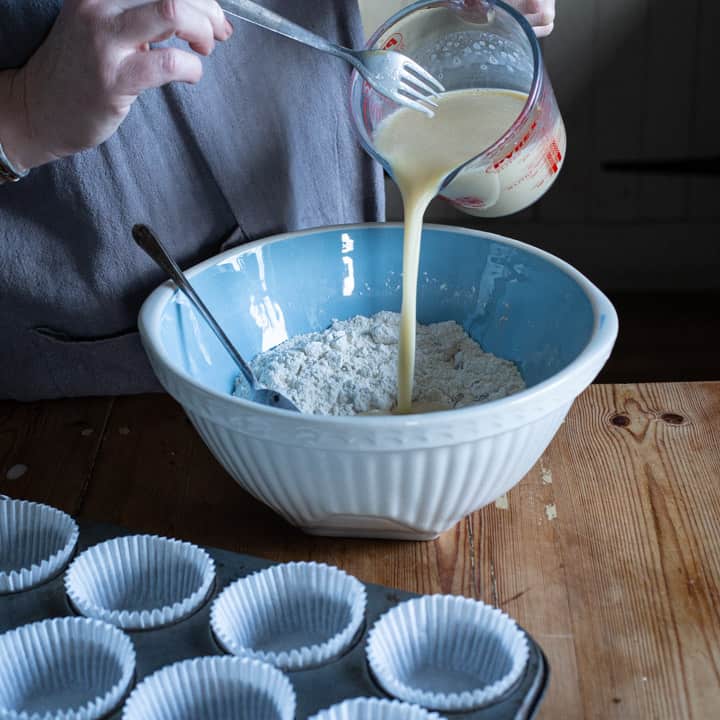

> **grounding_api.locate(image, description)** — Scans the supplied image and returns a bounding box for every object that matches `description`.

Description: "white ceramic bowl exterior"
[138,224,618,540]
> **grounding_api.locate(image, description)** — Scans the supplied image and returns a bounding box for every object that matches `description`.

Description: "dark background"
[381,0,720,382]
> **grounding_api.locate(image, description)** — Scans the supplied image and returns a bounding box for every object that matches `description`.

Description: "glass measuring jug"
[349,0,566,217]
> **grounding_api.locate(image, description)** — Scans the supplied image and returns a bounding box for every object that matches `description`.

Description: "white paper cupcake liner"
[65,534,215,630]
[0,617,136,720]
[122,656,295,720]
[210,561,367,670]
[0,498,79,594]
[309,698,445,720]
[366,595,529,712]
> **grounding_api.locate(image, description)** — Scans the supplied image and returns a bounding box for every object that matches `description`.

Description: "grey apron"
[0,0,384,401]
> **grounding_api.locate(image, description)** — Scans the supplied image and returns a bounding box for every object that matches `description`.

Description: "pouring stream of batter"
[373,88,528,412]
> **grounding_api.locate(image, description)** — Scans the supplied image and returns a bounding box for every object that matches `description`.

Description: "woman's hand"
[507,0,556,37]
[0,0,232,171]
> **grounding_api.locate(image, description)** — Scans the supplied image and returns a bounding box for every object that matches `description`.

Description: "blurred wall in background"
[358,0,720,293]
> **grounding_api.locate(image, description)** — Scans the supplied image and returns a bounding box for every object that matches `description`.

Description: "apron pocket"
[29,327,162,399]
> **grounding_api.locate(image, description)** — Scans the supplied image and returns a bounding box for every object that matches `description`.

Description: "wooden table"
[2,382,719,718]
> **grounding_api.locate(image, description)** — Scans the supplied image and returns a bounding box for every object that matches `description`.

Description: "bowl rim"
[138,222,618,426]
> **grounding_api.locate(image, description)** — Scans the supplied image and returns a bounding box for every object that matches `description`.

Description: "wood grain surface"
[2,383,719,719]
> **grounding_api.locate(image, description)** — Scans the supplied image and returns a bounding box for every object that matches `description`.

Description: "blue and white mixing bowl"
[138,224,618,540]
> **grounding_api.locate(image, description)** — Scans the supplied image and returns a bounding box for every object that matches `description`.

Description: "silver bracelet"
[0,138,29,183]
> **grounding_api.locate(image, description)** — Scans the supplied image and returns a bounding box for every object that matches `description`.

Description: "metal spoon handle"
[132,224,257,390]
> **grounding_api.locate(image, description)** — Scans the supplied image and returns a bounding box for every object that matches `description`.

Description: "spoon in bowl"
[132,224,301,413]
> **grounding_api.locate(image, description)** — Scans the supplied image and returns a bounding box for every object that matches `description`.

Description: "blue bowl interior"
[157,226,595,396]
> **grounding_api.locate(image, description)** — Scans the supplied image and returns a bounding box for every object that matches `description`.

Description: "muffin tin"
[0,514,549,719]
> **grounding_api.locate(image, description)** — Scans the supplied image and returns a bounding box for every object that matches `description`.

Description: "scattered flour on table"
[234,311,525,416]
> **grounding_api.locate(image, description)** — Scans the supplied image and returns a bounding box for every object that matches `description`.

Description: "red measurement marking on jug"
[449,196,486,209]
[491,120,538,171]
[384,34,404,50]
[544,139,563,174]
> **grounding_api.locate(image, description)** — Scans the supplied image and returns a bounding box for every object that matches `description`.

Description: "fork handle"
[219,0,360,68]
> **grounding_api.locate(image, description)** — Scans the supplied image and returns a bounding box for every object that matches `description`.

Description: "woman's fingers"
[533,22,554,38]
[116,0,230,55]
[16,0,230,163]
[117,46,203,94]
[184,0,231,40]
[510,0,556,34]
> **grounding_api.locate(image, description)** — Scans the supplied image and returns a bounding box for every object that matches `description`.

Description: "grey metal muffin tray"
[0,520,549,719]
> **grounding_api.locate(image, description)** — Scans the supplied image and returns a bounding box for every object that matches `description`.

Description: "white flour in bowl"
[233,311,525,416]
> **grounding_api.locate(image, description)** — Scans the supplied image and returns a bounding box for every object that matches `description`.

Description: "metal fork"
[219,0,444,115]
